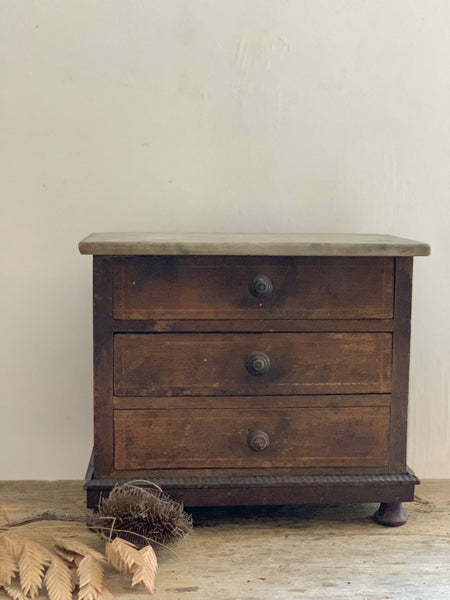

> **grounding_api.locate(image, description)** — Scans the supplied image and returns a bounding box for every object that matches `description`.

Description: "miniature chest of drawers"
[79,233,429,525]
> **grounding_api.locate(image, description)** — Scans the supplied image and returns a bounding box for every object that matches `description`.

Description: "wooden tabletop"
[78,232,430,256]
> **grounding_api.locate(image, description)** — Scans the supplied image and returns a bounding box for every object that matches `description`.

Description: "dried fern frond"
[1,536,51,599]
[54,539,105,564]
[0,535,117,600]
[45,556,72,600]
[77,554,104,600]
[131,545,158,593]
[3,536,27,562]
[104,538,140,576]
[0,539,18,586]
[97,482,192,548]
[54,546,81,565]
[105,538,157,595]
[17,539,50,598]
[3,583,29,600]
[97,586,113,600]
[104,540,128,576]
[68,565,79,591]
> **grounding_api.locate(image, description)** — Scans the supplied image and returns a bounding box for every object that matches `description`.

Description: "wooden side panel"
[113,407,390,470]
[113,256,394,320]
[114,332,392,396]
[93,256,114,477]
[389,257,413,471]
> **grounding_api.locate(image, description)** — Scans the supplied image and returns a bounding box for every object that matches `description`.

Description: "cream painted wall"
[1,1,448,479]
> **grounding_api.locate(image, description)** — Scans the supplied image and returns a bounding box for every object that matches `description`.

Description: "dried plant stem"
[0,512,86,530]
[120,480,164,493]
[3,519,179,557]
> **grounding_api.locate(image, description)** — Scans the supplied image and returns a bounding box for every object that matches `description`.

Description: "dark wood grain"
[110,318,395,333]
[87,483,414,509]
[86,248,422,513]
[113,256,394,320]
[93,256,114,477]
[113,406,390,470]
[85,468,418,509]
[104,464,405,479]
[389,257,413,472]
[112,394,391,410]
[114,332,392,397]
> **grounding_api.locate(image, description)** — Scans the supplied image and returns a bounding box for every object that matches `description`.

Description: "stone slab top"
[78,232,430,257]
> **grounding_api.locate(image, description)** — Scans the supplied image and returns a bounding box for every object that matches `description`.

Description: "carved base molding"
[85,453,418,513]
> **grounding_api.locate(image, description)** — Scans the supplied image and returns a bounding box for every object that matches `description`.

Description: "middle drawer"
[114,332,392,396]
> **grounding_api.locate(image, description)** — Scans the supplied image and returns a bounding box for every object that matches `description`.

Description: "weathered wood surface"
[78,232,431,256]
[113,406,390,470]
[93,257,114,478]
[113,256,394,320]
[0,480,448,600]
[113,332,392,396]
[88,251,417,510]
[108,318,396,332]
[389,257,413,472]
[112,393,391,410]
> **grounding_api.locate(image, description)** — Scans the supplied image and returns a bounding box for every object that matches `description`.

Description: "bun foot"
[372,501,407,527]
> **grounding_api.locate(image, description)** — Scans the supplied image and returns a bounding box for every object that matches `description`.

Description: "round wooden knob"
[249,275,273,298]
[248,430,270,452]
[245,352,271,376]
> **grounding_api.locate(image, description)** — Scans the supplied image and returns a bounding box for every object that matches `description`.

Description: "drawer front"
[114,332,392,396]
[114,407,390,469]
[113,256,394,320]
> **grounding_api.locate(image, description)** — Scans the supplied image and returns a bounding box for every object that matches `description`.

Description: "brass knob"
[249,275,273,298]
[245,352,271,376]
[248,430,270,452]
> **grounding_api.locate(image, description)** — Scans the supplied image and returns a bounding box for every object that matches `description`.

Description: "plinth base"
[84,453,419,517]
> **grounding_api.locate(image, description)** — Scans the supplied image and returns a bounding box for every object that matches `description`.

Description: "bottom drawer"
[114,407,389,470]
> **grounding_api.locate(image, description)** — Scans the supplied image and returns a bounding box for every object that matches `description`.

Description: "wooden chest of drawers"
[79,233,429,526]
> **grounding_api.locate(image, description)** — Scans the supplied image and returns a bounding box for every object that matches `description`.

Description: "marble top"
[78,233,430,256]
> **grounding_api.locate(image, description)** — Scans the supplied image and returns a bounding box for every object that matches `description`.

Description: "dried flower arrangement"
[0,481,192,599]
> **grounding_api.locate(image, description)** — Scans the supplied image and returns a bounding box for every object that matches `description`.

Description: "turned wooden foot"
[372,501,407,527]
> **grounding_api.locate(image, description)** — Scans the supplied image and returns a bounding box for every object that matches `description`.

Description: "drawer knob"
[245,352,271,376]
[249,275,273,298]
[248,429,270,452]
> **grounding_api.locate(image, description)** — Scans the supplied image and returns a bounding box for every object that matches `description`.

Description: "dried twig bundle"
[96,482,192,548]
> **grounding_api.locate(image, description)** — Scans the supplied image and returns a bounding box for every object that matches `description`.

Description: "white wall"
[1,1,449,479]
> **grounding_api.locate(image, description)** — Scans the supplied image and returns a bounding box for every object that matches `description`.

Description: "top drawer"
[112,256,394,320]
